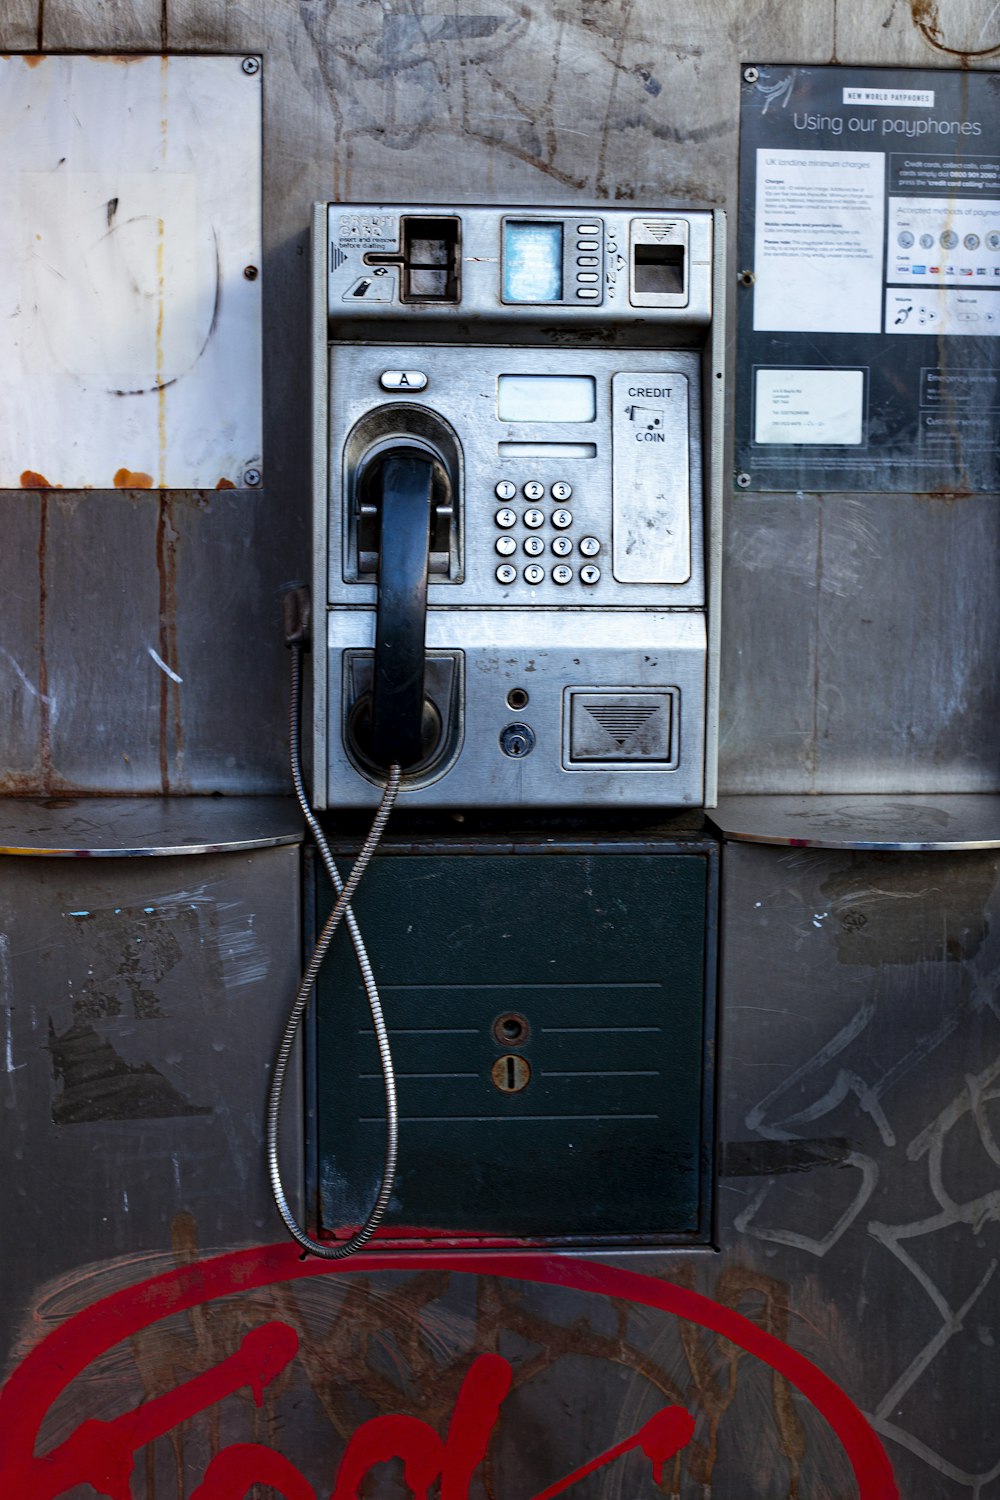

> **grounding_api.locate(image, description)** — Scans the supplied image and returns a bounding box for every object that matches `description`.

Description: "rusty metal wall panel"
[3,487,300,796]
[0,54,261,491]
[0,497,44,794]
[718,838,1000,1495]
[43,492,164,792]
[720,492,1000,792]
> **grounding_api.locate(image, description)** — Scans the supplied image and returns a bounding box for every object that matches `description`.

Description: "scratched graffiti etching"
[293,0,729,203]
[1,1220,882,1499]
[724,847,1000,1494]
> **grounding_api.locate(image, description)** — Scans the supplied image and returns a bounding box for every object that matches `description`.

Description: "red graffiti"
[0,1248,897,1500]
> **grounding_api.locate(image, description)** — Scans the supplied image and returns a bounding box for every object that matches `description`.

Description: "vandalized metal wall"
[0,3,998,1498]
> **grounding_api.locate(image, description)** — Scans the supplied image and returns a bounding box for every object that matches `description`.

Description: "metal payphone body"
[312,204,725,810]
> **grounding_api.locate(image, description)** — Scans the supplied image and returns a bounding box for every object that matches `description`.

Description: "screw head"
[243,265,259,280]
[242,56,261,76]
[736,472,752,489]
[244,468,262,487]
[743,66,759,84]
[738,268,756,287]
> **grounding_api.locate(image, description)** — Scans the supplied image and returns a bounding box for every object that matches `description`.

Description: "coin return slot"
[633,243,685,296]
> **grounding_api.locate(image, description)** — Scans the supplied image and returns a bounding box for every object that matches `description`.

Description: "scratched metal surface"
[0,845,302,1366]
[717,838,1000,1497]
[0,0,995,795]
[1,835,996,1496]
[0,3,998,1497]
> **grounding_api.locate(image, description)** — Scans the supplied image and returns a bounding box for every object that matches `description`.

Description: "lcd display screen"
[497,375,596,423]
[503,221,563,302]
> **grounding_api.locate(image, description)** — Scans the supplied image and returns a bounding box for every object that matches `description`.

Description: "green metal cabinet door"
[314,841,716,1247]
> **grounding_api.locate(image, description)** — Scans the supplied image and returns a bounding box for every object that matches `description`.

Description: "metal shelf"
[0,797,303,858]
[709,793,1000,851]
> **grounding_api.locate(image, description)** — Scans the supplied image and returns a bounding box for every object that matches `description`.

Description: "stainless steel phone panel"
[325,611,706,809]
[326,345,704,611]
[327,205,714,338]
[312,201,724,812]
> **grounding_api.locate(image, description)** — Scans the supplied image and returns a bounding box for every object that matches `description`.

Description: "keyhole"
[491,1054,531,1093]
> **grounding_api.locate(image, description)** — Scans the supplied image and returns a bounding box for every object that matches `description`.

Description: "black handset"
[369,452,436,769]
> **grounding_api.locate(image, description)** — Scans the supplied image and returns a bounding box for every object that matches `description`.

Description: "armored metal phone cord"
[267,642,401,1259]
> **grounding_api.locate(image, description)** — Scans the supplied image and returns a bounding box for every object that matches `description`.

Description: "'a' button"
[379,369,428,391]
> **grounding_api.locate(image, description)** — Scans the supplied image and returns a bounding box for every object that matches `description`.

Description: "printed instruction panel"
[737,66,1000,493]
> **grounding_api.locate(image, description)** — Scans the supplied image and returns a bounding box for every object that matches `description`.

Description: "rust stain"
[157,58,169,489]
[155,496,185,793]
[21,470,52,489]
[0,771,48,795]
[37,493,52,796]
[910,0,1000,56]
[113,468,155,489]
[22,54,45,69]
[215,478,236,490]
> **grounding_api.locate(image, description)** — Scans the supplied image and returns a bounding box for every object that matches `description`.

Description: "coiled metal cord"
[266,642,400,1258]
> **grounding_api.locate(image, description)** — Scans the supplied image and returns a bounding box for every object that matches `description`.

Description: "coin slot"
[506,687,529,710]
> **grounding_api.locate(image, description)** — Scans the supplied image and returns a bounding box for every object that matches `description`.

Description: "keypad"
[491,480,604,588]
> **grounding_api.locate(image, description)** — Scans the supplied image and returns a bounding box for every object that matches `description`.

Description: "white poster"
[754,368,865,445]
[753,148,885,334]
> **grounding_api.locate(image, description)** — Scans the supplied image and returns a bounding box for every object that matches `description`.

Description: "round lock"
[491,1054,531,1093]
[499,722,536,758]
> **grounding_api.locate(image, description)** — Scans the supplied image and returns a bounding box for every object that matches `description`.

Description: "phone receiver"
[365,450,441,770]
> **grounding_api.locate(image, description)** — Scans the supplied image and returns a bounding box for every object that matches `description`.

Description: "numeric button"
[551,481,572,501]
[552,564,573,585]
[523,535,544,556]
[524,508,545,528]
[496,535,516,556]
[551,535,573,557]
[523,480,545,501]
[495,480,517,500]
[552,509,573,529]
[495,508,516,528]
[523,564,545,585]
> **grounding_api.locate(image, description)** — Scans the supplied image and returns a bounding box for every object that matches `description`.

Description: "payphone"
[310,204,726,810]
[268,204,725,1258]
